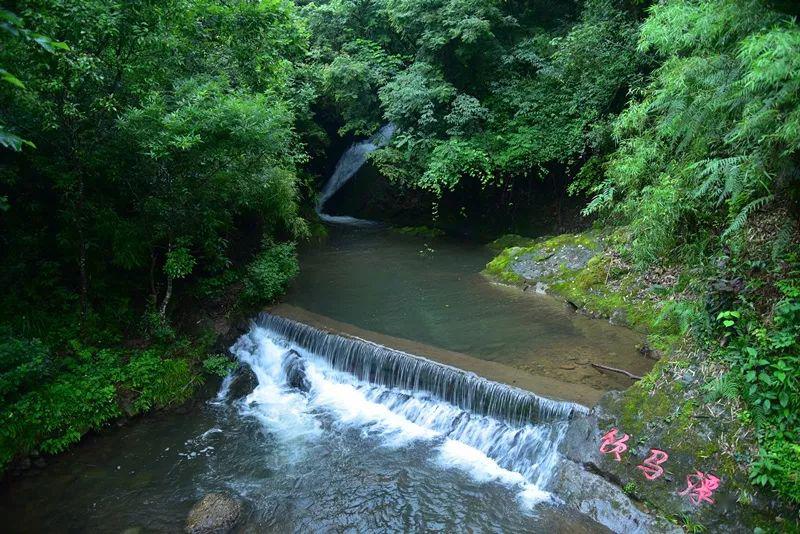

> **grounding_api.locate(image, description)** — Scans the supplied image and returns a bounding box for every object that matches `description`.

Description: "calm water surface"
[286,225,650,391]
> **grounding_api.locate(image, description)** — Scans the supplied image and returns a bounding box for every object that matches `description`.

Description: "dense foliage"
[0,0,307,468]
[306,0,642,212]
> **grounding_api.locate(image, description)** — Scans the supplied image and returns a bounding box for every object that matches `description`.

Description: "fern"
[703,374,740,401]
[723,194,774,238]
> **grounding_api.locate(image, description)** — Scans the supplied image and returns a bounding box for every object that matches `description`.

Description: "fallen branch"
[591,362,642,380]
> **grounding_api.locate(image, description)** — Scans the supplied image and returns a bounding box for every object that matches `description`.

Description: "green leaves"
[242,243,299,305]
[0,68,25,89]
[0,130,35,151]
[164,247,195,280]
[718,278,800,503]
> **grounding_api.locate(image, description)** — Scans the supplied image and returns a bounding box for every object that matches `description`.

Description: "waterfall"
[229,315,589,507]
[254,313,586,424]
[316,123,396,224]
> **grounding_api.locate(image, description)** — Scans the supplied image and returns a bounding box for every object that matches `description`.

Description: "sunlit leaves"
[164,247,195,280]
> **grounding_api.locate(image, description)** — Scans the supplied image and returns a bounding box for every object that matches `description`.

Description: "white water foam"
[228,324,570,507]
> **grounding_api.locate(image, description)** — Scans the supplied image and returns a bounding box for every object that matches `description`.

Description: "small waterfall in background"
[316,123,396,225]
[226,314,588,508]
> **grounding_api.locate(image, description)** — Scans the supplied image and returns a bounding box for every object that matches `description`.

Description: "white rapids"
[227,317,585,509]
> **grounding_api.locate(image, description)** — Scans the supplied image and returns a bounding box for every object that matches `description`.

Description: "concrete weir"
[266,303,605,409]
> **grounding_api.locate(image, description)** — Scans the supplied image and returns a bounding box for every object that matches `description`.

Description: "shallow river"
[0,225,649,532]
[286,224,650,392]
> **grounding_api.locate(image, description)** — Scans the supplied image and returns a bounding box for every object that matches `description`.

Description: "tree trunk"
[77,173,89,325]
[159,275,172,317]
[158,239,173,317]
[149,250,158,308]
[79,235,88,321]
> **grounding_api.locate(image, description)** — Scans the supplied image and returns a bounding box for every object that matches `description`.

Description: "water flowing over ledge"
[315,123,395,225]
[253,312,587,425]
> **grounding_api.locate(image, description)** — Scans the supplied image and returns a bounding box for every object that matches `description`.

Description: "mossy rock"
[560,387,789,533]
[483,231,671,335]
[484,231,601,286]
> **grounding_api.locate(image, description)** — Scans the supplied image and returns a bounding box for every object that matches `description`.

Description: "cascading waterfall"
[254,313,586,424]
[227,314,589,508]
[315,123,396,225]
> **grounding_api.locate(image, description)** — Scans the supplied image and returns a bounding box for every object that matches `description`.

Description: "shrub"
[0,333,51,404]
[717,274,800,503]
[242,243,299,305]
[202,354,236,377]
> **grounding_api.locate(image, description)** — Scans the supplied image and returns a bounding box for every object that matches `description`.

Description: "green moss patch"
[394,226,445,238]
[483,231,670,335]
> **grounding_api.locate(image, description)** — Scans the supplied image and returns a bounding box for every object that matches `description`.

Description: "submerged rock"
[282,349,310,391]
[185,493,243,534]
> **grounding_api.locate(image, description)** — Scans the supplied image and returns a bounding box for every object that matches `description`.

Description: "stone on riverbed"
[186,493,243,534]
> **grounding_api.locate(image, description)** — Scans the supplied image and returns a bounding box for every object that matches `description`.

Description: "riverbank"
[484,228,799,531]
[0,285,253,478]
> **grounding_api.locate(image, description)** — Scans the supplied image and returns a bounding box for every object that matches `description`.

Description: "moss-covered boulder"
[485,232,599,286]
[483,231,668,336]
[559,362,797,533]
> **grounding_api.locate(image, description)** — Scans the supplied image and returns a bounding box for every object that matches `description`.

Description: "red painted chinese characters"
[637,449,669,480]
[598,430,721,504]
[599,428,630,461]
[679,471,721,505]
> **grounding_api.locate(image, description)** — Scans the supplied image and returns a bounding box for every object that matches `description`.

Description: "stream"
[0,130,655,533]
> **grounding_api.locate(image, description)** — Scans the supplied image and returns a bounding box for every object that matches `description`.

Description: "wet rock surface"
[551,458,681,534]
[559,391,786,533]
[226,366,258,400]
[282,349,310,391]
[185,493,243,534]
[511,243,598,282]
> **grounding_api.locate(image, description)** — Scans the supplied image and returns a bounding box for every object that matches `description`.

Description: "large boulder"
[226,366,258,400]
[558,390,792,532]
[186,493,243,534]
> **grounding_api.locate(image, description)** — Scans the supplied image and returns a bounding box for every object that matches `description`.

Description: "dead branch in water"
[591,363,642,380]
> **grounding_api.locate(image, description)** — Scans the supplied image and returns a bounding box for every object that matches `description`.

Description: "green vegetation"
[0,0,309,470]
[0,331,204,466]
[305,0,641,213]
[242,243,301,305]
[715,268,800,502]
